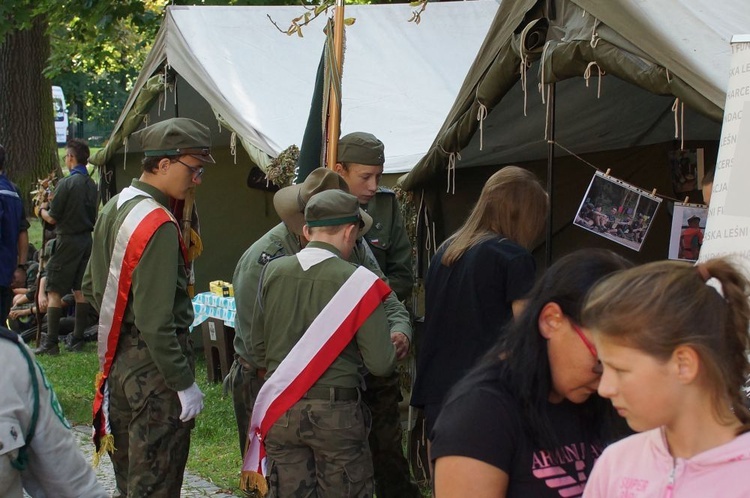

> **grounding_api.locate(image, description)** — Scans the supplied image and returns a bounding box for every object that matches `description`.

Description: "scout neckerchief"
[92,186,187,464]
[240,247,391,496]
[69,165,89,176]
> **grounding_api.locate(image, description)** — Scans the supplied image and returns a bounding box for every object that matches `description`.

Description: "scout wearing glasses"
[82,117,214,497]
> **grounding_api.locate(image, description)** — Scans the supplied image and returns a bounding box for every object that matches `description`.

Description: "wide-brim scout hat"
[305,190,373,238]
[337,132,385,166]
[687,215,701,223]
[134,117,215,163]
[274,168,351,235]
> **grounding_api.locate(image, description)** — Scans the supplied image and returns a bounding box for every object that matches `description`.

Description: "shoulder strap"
[0,327,40,471]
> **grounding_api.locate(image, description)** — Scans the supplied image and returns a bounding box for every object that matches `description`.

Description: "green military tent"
[90,2,498,291]
[401,0,746,272]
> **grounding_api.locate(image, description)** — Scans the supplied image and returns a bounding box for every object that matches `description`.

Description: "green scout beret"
[305,190,373,236]
[134,117,215,163]
[337,132,385,166]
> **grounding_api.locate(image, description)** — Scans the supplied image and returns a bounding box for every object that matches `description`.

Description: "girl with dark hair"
[581,258,750,497]
[411,166,548,457]
[431,249,632,498]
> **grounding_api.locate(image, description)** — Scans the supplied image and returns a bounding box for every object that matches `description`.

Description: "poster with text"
[669,203,709,261]
[699,35,750,278]
[574,171,662,252]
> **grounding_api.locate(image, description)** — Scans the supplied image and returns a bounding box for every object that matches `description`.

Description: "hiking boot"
[34,339,60,356]
[64,335,85,352]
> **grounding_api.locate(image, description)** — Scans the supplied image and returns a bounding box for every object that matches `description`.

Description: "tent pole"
[545,82,556,268]
[326,0,345,169]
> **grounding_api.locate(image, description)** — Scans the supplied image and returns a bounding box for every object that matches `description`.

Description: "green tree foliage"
[1,0,410,193]
[0,0,161,193]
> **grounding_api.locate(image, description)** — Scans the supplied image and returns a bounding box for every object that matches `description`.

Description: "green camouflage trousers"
[232,366,420,497]
[226,357,265,457]
[265,396,373,498]
[362,372,422,498]
[108,331,194,498]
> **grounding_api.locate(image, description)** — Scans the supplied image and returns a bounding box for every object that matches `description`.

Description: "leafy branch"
[407,0,428,24]
[267,1,355,38]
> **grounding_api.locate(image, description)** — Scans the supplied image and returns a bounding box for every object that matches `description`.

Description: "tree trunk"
[0,15,58,197]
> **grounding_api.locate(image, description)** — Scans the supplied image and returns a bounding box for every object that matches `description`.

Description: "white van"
[52,86,68,145]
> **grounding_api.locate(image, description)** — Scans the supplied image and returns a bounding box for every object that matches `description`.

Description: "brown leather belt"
[235,355,266,379]
[302,386,359,401]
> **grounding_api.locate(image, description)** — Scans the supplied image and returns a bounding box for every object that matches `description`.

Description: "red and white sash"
[92,187,186,459]
[241,252,391,486]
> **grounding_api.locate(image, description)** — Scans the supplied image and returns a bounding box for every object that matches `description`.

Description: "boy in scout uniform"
[82,117,211,498]
[334,132,413,301]
[248,189,396,497]
[334,132,420,497]
[36,138,97,355]
[230,168,412,464]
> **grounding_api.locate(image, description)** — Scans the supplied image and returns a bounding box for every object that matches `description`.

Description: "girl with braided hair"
[582,258,750,497]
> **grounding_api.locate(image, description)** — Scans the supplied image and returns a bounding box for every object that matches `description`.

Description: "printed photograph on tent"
[668,148,705,195]
[668,203,708,262]
[574,171,662,252]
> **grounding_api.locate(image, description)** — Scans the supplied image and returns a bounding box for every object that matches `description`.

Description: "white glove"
[177,382,205,422]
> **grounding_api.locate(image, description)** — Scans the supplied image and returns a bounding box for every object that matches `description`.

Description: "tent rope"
[583,61,606,98]
[518,21,537,117]
[539,41,552,104]
[672,98,685,150]
[590,19,601,48]
[446,151,460,195]
[419,190,437,258]
[122,136,128,171]
[163,65,170,112]
[553,139,689,204]
[477,103,488,150]
[437,144,459,195]
[230,131,238,164]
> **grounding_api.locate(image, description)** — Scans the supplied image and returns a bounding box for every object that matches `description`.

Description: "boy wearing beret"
[245,189,396,497]
[82,117,213,497]
[334,132,421,497]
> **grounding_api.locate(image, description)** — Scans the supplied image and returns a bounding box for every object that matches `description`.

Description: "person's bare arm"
[17,230,28,264]
[434,456,508,498]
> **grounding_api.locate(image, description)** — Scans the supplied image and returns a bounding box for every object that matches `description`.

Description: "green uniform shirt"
[82,179,195,392]
[362,187,414,301]
[48,170,97,235]
[232,222,411,365]
[250,241,396,388]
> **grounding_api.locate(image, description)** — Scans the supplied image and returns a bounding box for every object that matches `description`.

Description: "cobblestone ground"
[70,425,238,497]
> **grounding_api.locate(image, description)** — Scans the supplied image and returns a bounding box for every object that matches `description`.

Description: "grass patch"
[34,341,243,494]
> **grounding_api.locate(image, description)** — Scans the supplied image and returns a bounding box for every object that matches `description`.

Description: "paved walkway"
[71,425,239,497]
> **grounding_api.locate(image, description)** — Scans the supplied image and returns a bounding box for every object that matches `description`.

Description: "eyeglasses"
[174,158,204,179]
[572,323,603,375]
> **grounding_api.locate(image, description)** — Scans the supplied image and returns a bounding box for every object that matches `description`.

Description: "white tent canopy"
[104,1,499,174]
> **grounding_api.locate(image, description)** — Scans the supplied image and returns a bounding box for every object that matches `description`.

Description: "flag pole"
[326,0,345,169]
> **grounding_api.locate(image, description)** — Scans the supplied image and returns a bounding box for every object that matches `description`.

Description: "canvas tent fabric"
[401,0,745,191]
[91,1,499,175]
